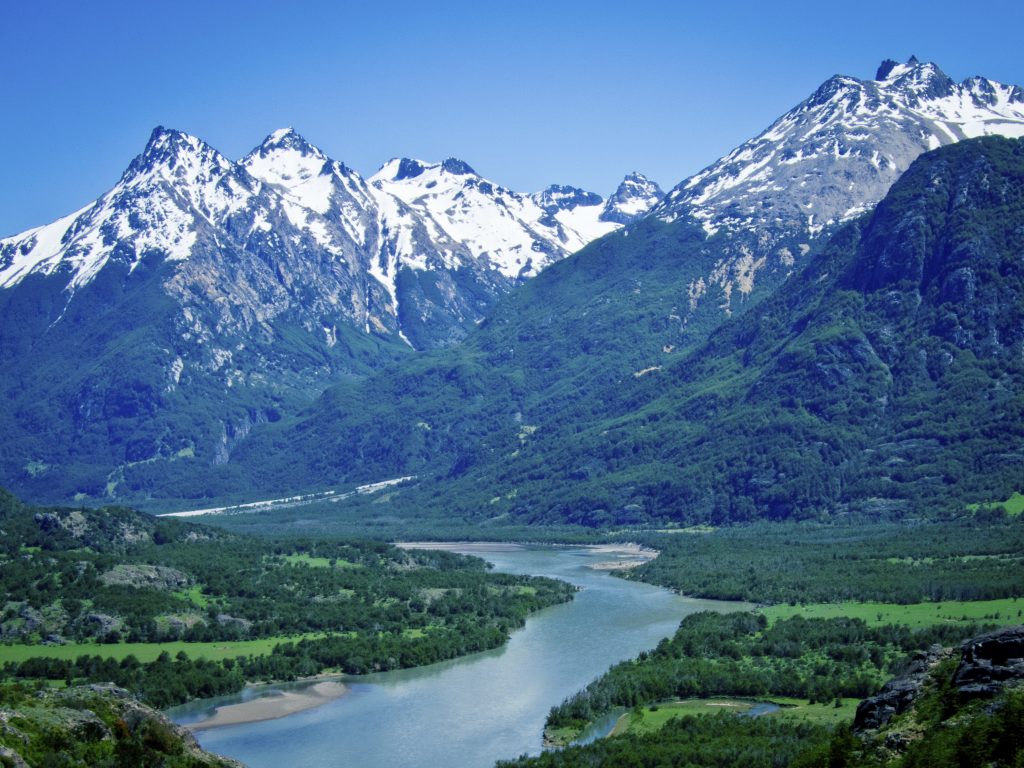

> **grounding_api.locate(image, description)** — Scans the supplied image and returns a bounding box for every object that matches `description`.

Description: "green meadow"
[0,634,326,665]
[759,598,1022,628]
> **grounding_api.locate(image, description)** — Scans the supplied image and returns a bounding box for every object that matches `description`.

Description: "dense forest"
[543,612,996,738]
[501,613,1023,768]
[625,516,1024,604]
[0,490,574,707]
[500,714,832,768]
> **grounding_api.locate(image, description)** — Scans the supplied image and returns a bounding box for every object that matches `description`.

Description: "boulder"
[853,644,947,731]
[954,624,1024,699]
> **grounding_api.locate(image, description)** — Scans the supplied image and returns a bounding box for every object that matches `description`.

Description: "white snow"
[370,160,634,278]
[656,59,1024,234]
[3,127,651,308]
[0,206,90,288]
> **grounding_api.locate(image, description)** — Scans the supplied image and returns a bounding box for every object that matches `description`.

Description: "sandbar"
[396,540,658,569]
[395,541,526,553]
[188,681,347,730]
[586,543,659,570]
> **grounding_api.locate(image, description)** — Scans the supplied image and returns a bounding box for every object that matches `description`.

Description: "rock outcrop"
[953,625,1024,699]
[0,683,244,767]
[853,644,950,731]
[854,625,1024,732]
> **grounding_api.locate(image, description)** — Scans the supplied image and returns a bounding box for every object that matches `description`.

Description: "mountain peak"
[881,58,955,103]
[874,56,951,90]
[126,126,227,180]
[391,158,427,181]
[140,126,207,161]
[874,55,928,81]
[240,128,342,198]
[255,127,324,158]
[532,184,603,214]
[441,158,476,176]
[875,59,901,81]
[599,173,663,224]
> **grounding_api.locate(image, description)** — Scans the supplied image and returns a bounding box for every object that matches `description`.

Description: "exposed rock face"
[855,625,1024,732]
[99,564,191,590]
[0,684,244,767]
[79,613,124,637]
[652,57,1024,321]
[853,644,949,731]
[599,172,664,224]
[954,625,1024,699]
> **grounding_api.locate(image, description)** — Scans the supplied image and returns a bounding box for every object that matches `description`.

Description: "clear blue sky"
[2,0,1022,237]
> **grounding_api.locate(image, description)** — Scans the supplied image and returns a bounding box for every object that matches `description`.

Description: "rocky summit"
[653,57,1024,319]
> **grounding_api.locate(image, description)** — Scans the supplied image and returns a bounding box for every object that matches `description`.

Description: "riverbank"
[394,541,659,571]
[395,541,526,553]
[585,543,659,570]
[188,680,348,730]
[181,545,740,768]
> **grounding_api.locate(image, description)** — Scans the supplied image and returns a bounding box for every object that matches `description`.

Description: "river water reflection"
[171,544,747,768]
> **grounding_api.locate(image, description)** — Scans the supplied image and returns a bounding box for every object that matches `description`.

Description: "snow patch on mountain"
[1,127,257,290]
[0,125,662,356]
[600,173,664,224]
[371,160,657,278]
[650,57,1024,320]
[657,57,1024,236]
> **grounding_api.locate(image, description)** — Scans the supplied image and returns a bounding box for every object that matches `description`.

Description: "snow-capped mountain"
[1,129,255,291]
[0,125,661,500]
[653,56,1024,315]
[370,159,661,279]
[1,128,659,344]
[600,172,664,224]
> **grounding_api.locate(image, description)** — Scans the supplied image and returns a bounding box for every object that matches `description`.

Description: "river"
[170,543,747,767]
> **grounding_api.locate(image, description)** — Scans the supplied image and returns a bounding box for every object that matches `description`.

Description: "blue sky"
[2,0,1022,236]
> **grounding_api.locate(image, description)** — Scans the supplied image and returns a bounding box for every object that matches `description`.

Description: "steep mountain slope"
[0,683,244,768]
[225,137,1024,526]
[6,58,1022,510]
[497,135,1024,523]
[653,57,1024,321]
[0,128,654,503]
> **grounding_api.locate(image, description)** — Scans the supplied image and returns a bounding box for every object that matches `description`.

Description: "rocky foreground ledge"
[0,683,243,768]
[854,624,1024,732]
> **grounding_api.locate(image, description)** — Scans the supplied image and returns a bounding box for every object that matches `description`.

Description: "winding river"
[170,544,746,767]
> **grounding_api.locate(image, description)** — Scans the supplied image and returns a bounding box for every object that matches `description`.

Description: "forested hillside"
[204,137,1024,528]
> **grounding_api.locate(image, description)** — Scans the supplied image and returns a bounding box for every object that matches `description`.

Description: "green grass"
[765,697,859,725]
[0,633,327,665]
[280,553,360,568]
[609,696,860,737]
[759,598,1023,628]
[172,584,211,608]
[611,700,756,735]
[968,491,1024,517]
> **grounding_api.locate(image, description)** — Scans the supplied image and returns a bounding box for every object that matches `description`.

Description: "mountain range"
[1,127,661,350]
[2,57,1023,517]
[0,128,659,500]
